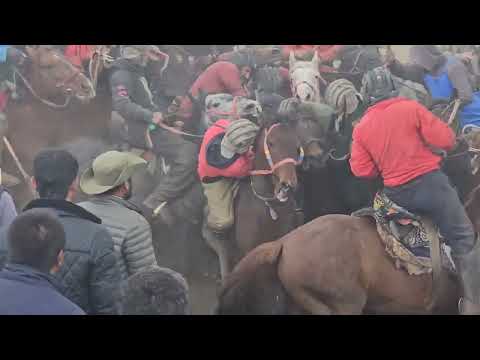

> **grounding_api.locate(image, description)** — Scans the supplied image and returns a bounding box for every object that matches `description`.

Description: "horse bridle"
[289,65,327,100]
[13,50,92,109]
[250,123,304,176]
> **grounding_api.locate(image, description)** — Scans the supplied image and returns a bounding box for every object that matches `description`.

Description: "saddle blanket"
[352,192,455,276]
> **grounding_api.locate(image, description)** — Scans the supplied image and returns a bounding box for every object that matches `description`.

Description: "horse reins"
[13,67,73,109]
[250,123,304,176]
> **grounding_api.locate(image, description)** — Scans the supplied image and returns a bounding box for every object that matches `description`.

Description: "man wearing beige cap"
[78,151,158,281]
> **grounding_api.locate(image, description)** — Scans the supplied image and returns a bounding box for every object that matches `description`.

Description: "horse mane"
[217,240,288,315]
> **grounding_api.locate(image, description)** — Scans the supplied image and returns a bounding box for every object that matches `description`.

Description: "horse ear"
[289,51,296,69]
[311,51,320,69]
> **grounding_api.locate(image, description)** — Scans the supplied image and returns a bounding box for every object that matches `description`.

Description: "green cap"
[80,151,147,195]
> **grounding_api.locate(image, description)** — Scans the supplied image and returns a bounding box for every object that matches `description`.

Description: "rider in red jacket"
[198,119,255,182]
[350,67,480,315]
[199,118,259,247]
[350,97,455,187]
[178,61,252,123]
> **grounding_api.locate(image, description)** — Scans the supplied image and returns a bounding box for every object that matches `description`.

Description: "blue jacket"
[0,263,85,315]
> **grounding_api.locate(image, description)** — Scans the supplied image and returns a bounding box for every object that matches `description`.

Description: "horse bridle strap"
[250,123,304,176]
[13,67,73,109]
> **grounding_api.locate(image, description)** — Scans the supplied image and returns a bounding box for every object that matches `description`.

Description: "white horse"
[289,51,322,103]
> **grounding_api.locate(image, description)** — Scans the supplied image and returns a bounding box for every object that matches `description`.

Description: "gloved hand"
[6,47,28,68]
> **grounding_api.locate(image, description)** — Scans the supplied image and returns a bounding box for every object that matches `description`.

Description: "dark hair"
[121,267,189,315]
[33,149,79,199]
[7,209,66,272]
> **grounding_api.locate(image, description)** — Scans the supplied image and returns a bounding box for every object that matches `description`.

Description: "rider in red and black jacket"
[198,119,257,183]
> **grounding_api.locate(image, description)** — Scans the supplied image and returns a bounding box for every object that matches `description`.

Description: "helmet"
[221,119,260,159]
[361,66,399,105]
[324,79,361,115]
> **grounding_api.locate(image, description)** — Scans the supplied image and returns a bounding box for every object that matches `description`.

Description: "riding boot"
[452,236,480,315]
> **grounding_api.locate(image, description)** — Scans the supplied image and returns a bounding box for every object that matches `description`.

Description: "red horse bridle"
[250,123,304,176]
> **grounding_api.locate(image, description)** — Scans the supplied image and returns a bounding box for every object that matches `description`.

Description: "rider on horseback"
[174,52,256,127]
[108,45,199,226]
[350,66,480,315]
[387,45,480,131]
[198,118,259,244]
[0,45,28,187]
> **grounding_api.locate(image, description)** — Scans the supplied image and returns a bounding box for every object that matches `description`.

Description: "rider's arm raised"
[110,69,155,125]
[388,59,425,84]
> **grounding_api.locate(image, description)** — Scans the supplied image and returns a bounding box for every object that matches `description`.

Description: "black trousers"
[383,170,475,256]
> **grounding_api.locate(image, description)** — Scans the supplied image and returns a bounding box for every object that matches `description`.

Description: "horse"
[4,45,111,208]
[215,212,462,315]
[289,51,322,103]
[206,120,304,279]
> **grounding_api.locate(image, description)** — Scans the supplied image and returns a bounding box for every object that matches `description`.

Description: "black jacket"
[0,199,121,315]
[109,58,159,149]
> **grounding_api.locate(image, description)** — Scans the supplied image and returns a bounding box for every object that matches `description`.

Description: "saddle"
[353,191,455,276]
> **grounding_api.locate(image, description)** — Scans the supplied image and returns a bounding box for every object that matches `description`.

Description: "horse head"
[201,94,262,130]
[24,45,95,105]
[289,51,321,103]
[280,99,333,170]
[252,123,302,202]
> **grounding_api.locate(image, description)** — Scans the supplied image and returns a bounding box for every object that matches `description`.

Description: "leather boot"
[453,237,480,315]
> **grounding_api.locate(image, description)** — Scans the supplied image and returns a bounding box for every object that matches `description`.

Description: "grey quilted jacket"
[78,196,157,281]
[0,199,121,315]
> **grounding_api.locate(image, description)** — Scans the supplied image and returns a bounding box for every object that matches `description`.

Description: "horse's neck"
[251,174,274,197]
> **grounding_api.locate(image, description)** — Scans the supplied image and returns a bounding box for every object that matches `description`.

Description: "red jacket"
[198,119,254,182]
[281,45,343,63]
[64,45,94,68]
[179,61,248,120]
[350,97,456,187]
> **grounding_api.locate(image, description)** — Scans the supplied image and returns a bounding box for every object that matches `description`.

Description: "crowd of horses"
[4,45,480,315]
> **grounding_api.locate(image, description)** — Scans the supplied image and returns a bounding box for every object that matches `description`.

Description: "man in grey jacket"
[78,151,158,281]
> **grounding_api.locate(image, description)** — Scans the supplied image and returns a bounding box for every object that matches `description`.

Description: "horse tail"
[215,241,289,315]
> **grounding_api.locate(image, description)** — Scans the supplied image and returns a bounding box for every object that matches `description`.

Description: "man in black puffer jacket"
[0,150,121,315]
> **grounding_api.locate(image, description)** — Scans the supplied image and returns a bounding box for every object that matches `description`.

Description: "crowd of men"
[0,148,189,315]
[1,44,480,314]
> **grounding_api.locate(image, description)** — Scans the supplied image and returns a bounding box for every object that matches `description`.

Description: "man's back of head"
[33,149,79,200]
[121,266,190,315]
[7,208,65,273]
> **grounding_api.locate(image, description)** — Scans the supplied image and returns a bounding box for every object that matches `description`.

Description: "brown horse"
[207,121,303,278]
[4,45,111,207]
[216,214,462,315]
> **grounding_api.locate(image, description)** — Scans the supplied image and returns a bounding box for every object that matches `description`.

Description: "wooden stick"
[3,136,35,197]
[448,99,462,126]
